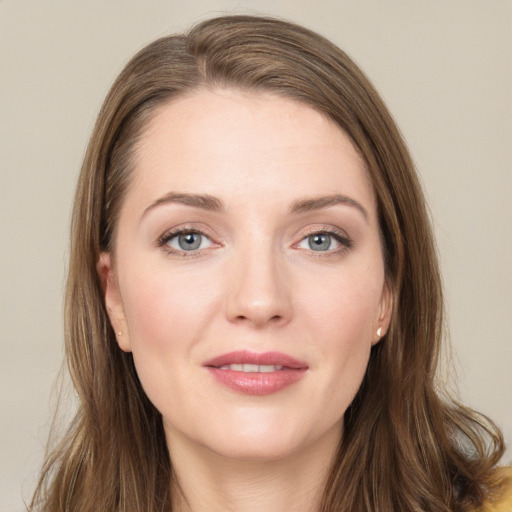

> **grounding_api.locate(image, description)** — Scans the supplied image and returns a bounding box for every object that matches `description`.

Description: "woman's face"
[100,89,392,461]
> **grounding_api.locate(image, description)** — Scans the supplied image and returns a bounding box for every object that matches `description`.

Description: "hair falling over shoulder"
[30,15,507,512]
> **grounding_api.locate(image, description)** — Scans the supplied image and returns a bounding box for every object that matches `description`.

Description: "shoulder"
[478,467,512,512]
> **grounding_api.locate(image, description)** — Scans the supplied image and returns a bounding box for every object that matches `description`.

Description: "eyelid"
[156,224,221,256]
[292,225,353,253]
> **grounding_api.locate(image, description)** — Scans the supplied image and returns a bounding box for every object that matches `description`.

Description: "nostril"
[233,313,284,325]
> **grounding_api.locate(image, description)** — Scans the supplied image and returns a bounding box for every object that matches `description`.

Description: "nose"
[224,245,293,328]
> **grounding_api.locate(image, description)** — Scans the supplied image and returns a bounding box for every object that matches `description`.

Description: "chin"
[213,432,304,461]
[191,413,341,463]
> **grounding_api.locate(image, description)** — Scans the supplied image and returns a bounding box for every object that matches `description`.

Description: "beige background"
[1,1,511,510]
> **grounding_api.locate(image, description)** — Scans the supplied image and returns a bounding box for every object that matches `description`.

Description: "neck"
[167,425,340,512]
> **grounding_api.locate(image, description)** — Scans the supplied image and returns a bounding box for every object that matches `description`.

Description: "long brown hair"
[31,15,506,512]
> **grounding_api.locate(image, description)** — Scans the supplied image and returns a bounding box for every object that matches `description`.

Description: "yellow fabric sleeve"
[479,467,512,512]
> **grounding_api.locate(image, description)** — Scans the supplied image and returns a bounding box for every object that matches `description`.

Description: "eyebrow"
[141,192,368,221]
[289,194,368,221]
[142,192,225,219]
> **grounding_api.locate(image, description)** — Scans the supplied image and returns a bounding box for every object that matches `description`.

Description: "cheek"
[117,262,218,388]
[124,277,184,348]
[297,267,382,403]
[300,267,382,343]
[120,261,219,348]
[117,267,224,425]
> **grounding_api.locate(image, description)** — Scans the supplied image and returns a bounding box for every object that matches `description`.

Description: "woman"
[30,15,510,512]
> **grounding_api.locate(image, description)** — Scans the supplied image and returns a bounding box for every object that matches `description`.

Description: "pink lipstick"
[203,350,308,395]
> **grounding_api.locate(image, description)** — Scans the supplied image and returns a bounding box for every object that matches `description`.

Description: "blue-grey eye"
[167,232,212,251]
[179,233,202,250]
[298,233,341,252]
[308,234,332,251]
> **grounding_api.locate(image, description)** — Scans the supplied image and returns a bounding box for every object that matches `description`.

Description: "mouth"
[216,363,284,372]
[203,350,308,395]
[204,350,308,369]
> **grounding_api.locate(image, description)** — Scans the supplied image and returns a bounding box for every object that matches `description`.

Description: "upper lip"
[204,350,308,369]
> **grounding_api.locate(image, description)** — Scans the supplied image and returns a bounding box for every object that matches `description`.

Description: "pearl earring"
[377,327,383,337]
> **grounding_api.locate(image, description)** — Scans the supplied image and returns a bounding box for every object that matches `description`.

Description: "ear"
[372,278,394,346]
[97,253,132,352]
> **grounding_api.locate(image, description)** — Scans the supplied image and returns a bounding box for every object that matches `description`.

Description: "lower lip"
[206,367,307,396]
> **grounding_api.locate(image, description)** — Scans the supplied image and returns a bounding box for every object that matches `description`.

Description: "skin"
[99,88,392,512]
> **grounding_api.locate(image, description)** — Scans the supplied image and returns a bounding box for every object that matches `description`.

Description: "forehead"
[129,88,375,216]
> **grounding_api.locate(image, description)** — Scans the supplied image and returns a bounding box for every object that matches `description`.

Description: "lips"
[203,350,308,395]
[204,350,307,369]
[217,363,284,372]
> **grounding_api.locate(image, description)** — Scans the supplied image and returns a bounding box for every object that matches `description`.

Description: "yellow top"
[479,468,512,512]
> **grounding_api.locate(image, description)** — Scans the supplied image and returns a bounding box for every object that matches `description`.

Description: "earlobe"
[97,253,132,352]
[373,279,393,345]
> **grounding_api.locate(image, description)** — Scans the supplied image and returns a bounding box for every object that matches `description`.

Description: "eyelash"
[296,227,353,256]
[157,226,216,258]
[157,226,353,257]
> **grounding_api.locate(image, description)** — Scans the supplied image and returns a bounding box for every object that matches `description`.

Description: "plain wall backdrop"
[1,1,511,510]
